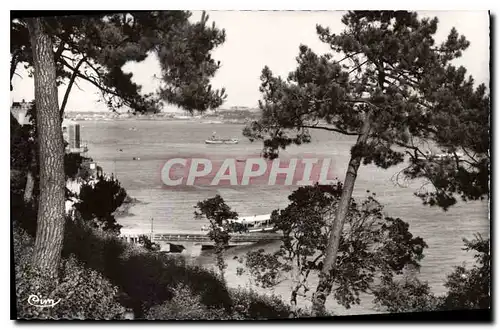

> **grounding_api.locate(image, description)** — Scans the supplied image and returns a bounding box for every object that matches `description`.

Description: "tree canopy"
[75,175,127,235]
[194,195,244,276]
[11,11,227,115]
[239,184,426,311]
[243,10,489,314]
[243,10,489,210]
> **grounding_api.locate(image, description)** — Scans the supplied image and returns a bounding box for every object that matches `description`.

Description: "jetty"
[121,231,282,256]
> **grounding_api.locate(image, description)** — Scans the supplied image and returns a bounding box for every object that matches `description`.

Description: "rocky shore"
[113,195,146,219]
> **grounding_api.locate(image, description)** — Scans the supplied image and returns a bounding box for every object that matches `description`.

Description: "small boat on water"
[206,131,239,144]
[205,138,239,144]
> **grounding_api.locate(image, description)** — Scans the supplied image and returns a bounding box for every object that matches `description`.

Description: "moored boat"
[205,138,239,144]
[416,151,465,161]
[233,214,275,233]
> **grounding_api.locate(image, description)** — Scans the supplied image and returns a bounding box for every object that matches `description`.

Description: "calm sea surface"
[80,119,489,315]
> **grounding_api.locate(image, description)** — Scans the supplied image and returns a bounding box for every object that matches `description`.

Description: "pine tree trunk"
[28,18,66,273]
[311,111,372,316]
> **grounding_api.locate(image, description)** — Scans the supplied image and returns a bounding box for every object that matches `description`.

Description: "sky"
[10,11,490,112]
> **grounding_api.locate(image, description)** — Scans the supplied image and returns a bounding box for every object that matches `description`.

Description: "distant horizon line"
[62,107,260,113]
[11,99,260,113]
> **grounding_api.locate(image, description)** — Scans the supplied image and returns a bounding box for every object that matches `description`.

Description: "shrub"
[14,227,125,320]
[372,274,441,313]
[15,220,301,320]
[145,283,230,320]
[145,285,300,320]
[11,178,38,237]
[62,219,232,317]
[74,174,127,234]
[138,235,161,252]
[373,234,491,313]
[62,219,297,319]
[228,287,293,320]
[440,234,490,310]
[64,153,91,181]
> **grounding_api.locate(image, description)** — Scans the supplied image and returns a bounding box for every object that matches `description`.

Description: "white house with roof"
[10,99,33,126]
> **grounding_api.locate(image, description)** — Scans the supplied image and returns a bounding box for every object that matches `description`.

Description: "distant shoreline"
[71,117,250,125]
[64,108,261,125]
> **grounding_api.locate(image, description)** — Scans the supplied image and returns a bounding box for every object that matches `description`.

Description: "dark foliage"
[194,194,244,276]
[441,234,490,310]
[243,10,489,210]
[11,11,226,114]
[373,234,490,313]
[228,287,294,320]
[62,219,233,317]
[240,183,427,309]
[372,270,441,313]
[64,153,92,181]
[14,226,125,320]
[138,235,161,252]
[74,175,127,235]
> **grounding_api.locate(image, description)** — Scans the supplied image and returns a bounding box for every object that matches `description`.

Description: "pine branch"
[60,55,87,117]
[300,124,359,136]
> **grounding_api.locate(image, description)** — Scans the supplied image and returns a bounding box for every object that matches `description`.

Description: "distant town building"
[62,119,88,154]
[10,99,33,126]
[11,100,90,156]
[12,100,102,204]
[62,119,80,149]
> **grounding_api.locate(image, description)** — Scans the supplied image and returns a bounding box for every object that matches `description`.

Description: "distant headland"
[63,106,261,124]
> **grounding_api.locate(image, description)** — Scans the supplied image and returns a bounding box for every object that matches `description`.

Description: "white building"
[10,100,33,126]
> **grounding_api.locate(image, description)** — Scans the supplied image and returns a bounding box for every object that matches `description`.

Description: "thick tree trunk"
[311,111,372,316]
[28,18,66,273]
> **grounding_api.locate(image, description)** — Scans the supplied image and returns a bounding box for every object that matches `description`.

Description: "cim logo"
[159,153,337,188]
[27,294,61,308]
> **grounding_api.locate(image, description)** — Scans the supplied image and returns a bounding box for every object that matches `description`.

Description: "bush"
[372,274,441,313]
[62,219,298,319]
[138,235,161,252]
[74,175,127,234]
[11,172,38,237]
[440,235,490,310]
[373,234,491,313]
[228,287,293,319]
[13,226,35,265]
[62,219,233,317]
[14,227,125,320]
[64,153,91,180]
[146,285,299,320]
[145,283,230,320]
[15,220,300,320]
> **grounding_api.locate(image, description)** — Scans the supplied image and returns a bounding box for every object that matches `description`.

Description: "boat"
[202,120,223,124]
[205,138,239,144]
[232,214,275,233]
[416,151,465,161]
[201,214,275,233]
